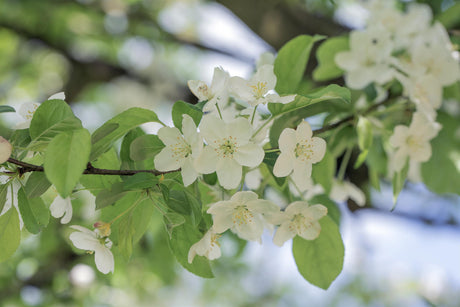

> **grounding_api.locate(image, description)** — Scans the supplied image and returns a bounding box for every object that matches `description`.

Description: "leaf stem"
[337,147,352,181]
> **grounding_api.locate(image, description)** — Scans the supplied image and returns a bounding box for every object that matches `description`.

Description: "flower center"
[406,135,423,152]
[198,84,211,99]
[232,205,253,226]
[295,141,313,161]
[210,233,221,247]
[170,137,192,161]
[250,81,268,98]
[289,214,312,234]
[215,136,237,158]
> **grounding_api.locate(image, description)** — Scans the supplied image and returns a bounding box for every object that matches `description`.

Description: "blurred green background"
[1,0,460,306]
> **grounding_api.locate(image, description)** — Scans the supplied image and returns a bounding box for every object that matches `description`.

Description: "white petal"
[296,121,313,140]
[94,246,114,274]
[273,223,295,246]
[252,65,276,91]
[154,148,181,171]
[310,137,326,164]
[0,137,12,164]
[199,116,226,145]
[48,92,66,100]
[412,142,432,162]
[234,143,264,167]
[278,128,297,152]
[188,80,210,102]
[298,221,321,240]
[234,215,264,242]
[303,204,328,220]
[182,115,199,143]
[229,76,254,101]
[69,232,99,251]
[228,117,253,144]
[194,146,218,174]
[216,158,242,189]
[291,161,312,191]
[181,158,198,187]
[230,191,258,203]
[273,152,295,177]
[157,127,183,146]
[210,67,229,94]
[389,125,409,147]
[284,201,308,216]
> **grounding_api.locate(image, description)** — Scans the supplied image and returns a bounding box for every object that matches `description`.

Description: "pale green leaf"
[0,208,21,262]
[17,188,49,234]
[313,36,348,81]
[172,100,203,130]
[130,135,165,161]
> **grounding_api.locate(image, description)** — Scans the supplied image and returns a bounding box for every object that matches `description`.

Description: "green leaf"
[172,100,203,130]
[0,208,20,262]
[167,190,202,226]
[130,135,165,161]
[95,182,128,210]
[91,123,119,144]
[311,150,335,194]
[168,221,214,278]
[421,112,460,195]
[17,188,49,234]
[28,117,83,152]
[313,36,348,81]
[24,172,51,198]
[268,84,350,116]
[392,159,409,207]
[90,107,164,161]
[274,35,324,95]
[44,128,91,198]
[262,152,286,187]
[79,148,121,196]
[164,212,186,238]
[356,116,373,151]
[0,105,15,113]
[292,216,344,290]
[436,2,460,29]
[29,99,78,140]
[118,214,135,261]
[122,173,159,191]
[0,184,9,214]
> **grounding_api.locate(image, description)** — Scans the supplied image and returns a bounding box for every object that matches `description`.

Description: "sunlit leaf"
[0,208,20,262]
[17,188,49,234]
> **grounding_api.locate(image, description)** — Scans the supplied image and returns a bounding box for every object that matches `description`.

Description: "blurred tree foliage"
[0,0,459,306]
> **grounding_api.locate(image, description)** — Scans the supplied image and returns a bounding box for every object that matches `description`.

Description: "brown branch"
[7,158,178,177]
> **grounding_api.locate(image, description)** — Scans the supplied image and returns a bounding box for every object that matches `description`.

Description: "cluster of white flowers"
[336,2,458,174]
[188,191,327,263]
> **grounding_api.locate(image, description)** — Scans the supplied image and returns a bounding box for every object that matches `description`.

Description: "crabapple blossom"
[389,112,441,172]
[195,116,264,189]
[15,92,66,129]
[273,121,326,191]
[207,191,280,243]
[69,225,114,274]
[272,201,327,246]
[187,67,229,112]
[330,180,366,207]
[0,137,12,164]
[188,228,222,263]
[49,195,73,224]
[154,114,202,186]
[229,64,295,106]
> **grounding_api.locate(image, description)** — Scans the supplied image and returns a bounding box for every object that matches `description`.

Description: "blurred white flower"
[230,64,295,106]
[207,191,279,243]
[15,92,66,129]
[330,180,365,207]
[273,121,326,191]
[50,195,73,224]
[195,116,264,189]
[187,67,229,112]
[154,114,202,186]
[0,137,12,164]
[272,201,327,246]
[256,52,275,68]
[69,225,114,274]
[188,228,221,264]
[389,112,441,172]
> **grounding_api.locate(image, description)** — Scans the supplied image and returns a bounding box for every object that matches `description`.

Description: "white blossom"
[49,195,73,224]
[272,201,327,246]
[187,67,229,112]
[229,64,295,106]
[273,121,326,191]
[188,228,221,264]
[207,191,280,243]
[154,114,202,186]
[16,102,40,129]
[330,180,365,207]
[69,225,114,274]
[389,112,441,172]
[195,116,264,189]
[0,137,12,164]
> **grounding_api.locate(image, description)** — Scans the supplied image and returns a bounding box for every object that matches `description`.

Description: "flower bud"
[93,221,111,237]
[0,136,12,164]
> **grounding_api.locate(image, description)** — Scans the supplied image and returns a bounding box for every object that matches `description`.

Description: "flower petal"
[181,158,198,187]
[157,126,183,146]
[273,223,295,246]
[298,221,321,240]
[291,160,312,191]
[194,146,218,174]
[154,148,181,171]
[278,128,296,152]
[216,158,242,189]
[234,143,264,167]
[94,246,114,274]
[273,152,295,177]
[296,121,313,140]
[230,191,258,203]
[310,137,326,164]
[199,116,226,145]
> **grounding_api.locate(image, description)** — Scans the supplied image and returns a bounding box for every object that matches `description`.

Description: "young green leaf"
[168,221,214,278]
[130,135,165,161]
[313,36,348,81]
[0,105,15,113]
[122,173,159,191]
[17,188,49,234]
[118,214,135,261]
[309,195,341,226]
[172,100,203,131]
[0,184,9,214]
[274,35,324,95]
[90,107,164,161]
[24,172,52,198]
[95,182,128,210]
[0,208,21,262]
[311,150,336,194]
[44,128,91,198]
[292,216,344,290]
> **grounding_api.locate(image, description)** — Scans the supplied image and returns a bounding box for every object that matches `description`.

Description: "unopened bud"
[0,136,12,164]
